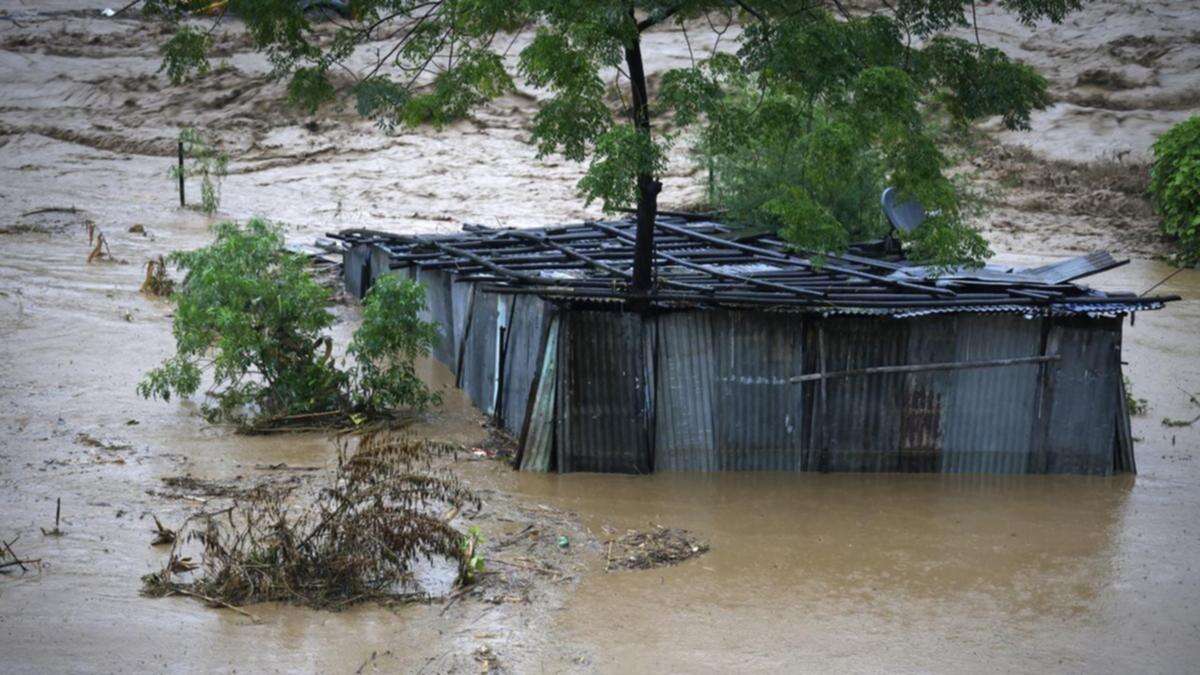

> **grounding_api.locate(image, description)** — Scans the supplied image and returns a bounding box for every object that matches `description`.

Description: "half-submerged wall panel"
[459,289,499,415]
[939,315,1043,474]
[654,312,718,471]
[499,295,548,436]
[1039,316,1122,475]
[557,311,650,474]
[899,316,957,472]
[808,317,907,472]
[710,311,804,471]
[519,317,559,472]
[416,268,457,369]
[450,281,475,375]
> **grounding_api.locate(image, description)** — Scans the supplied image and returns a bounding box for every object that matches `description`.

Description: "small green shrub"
[1149,116,1200,265]
[138,219,344,425]
[349,274,442,414]
[171,127,228,216]
[139,219,439,428]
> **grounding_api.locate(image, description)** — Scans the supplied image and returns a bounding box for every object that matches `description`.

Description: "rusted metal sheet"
[498,294,548,436]
[938,315,1043,474]
[900,316,957,472]
[1038,316,1123,475]
[653,311,717,471]
[806,317,907,472]
[711,311,805,470]
[459,289,499,415]
[415,268,457,368]
[556,310,650,473]
[519,317,559,472]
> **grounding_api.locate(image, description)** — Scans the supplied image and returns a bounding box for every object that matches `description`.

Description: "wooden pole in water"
[177,140,185,208]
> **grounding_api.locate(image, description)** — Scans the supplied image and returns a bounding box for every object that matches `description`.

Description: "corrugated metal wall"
[519,317,559,472]
[939,315,1043,474]
[373,248,1130,475]
[1038,316,1123,475]
[498,294,548,436]
[556,310,651,473]
[807,317,908,472]
[458,289,499,415]
[710,311,806,471]
[654,312,717,470]
[415,267,457,367]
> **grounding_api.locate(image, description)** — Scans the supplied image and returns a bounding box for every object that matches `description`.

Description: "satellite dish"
[881,187,926,234]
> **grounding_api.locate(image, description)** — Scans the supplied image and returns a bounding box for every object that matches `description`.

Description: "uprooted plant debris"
[604,526,710,572]
[140,255,174,297]
[0,206,88,235]
[141,432,481,611]
[149,474,306,501]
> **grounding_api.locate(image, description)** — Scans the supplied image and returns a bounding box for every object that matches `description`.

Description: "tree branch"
[637,3,685,32]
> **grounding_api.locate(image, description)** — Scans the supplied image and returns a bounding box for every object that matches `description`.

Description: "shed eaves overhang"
[327,217,1179,317]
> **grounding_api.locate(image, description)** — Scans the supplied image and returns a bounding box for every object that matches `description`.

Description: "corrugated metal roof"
[331,219,1178,315]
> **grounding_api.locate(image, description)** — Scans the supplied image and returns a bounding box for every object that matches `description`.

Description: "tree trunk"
[624,11,660,294]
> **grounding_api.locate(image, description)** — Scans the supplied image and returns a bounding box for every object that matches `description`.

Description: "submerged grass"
[142,432,480,610]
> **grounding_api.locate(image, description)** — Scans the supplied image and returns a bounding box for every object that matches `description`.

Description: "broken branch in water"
[41,497,64,536]
[151,516,176,546]
[20,206,78,218]
[1,536,41,573]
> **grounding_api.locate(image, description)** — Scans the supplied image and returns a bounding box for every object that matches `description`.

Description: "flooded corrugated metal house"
[331,217,1176,475]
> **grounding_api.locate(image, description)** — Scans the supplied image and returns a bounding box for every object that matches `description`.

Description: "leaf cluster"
[138,219,441,427]
[1149,115,1200,266]
[169,127,229,215]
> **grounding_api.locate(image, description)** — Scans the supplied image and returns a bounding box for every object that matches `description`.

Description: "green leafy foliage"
[170,127,228,215]
[1149,116,1200,266]
[460,525,486,583]
[349,274,443,415]
[159,23,211,84]
[138,219,344,425]
[145,0,1083,269]
[138,219,439,427]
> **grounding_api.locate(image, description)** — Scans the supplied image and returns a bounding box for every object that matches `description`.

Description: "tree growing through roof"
[144,0,1085,276]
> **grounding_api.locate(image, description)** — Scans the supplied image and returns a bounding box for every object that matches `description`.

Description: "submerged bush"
[142,433,481,608]
[171,127,228,216]
[138,218,439,427]
[1149,116,1200,266]
[349,274,442,415]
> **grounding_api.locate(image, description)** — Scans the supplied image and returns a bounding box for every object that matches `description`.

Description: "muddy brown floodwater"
[2,1,1200,673]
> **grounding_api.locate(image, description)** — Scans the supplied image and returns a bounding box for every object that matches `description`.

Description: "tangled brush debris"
[140,256,174,297]
[142,432,481,610]
[604,526,709,572]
